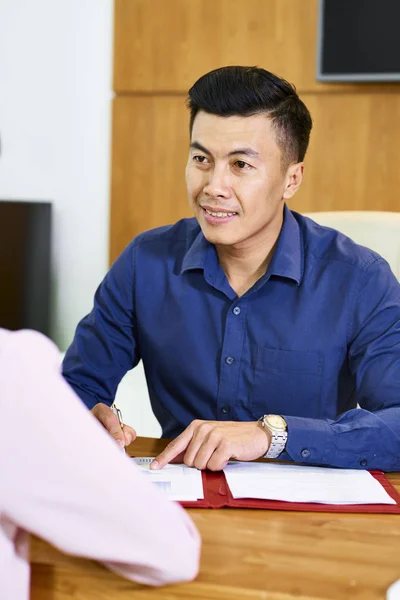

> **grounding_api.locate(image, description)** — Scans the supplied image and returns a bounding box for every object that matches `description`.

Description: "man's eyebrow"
[190,141,211,155]
[227,147,259,158]
[190,141,259,159]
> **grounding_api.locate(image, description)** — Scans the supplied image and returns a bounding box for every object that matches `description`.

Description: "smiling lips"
[201,206,238,221]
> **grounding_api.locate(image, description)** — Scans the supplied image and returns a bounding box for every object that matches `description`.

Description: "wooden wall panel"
[114,0,400,95]
[111,0,400,264]
[114,0,319,93]
[110,96,191,262]
[110,93,400,262]
[291,93,400,213]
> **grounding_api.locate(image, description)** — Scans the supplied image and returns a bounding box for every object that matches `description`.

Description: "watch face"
[266,415,287,431]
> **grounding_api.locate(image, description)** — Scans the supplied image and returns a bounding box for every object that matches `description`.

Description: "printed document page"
[223,462,395,505]
[133,457,203,501]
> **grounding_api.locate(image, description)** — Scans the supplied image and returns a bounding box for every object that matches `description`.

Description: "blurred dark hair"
[187,66,312,168]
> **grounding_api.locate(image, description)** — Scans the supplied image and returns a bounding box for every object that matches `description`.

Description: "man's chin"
[198,223,242,247]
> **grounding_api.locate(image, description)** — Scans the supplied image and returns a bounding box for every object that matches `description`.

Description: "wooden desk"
[31,437,400,600]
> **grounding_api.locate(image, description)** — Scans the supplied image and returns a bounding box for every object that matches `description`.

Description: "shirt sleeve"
[283,258,400,471]
[62,241,140,409]
[0,329,200,586]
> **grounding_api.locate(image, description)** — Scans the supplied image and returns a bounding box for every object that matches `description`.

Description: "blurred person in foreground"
[0,328,200,600]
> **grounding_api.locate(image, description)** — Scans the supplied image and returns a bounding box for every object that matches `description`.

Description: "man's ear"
[283,162,304,200]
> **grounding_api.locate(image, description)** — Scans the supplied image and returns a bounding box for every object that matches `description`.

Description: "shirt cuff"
[282,415,333,465]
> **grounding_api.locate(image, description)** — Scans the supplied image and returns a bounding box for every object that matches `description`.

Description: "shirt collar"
[267,204,304,286]
[181,205,304,285]
[181,227,214,273]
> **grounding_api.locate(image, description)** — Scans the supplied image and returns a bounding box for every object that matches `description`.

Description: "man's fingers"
[151,429,194,469]
[191,430,229,470]
[91,403,125,446]
[206,441,231,471]
[182,426,215,469]
[170,451,185,464]
[104,413,126,442]
[123,425,137,447]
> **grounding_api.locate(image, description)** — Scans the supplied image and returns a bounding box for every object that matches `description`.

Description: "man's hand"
[151,420,271,471]
[91,403,137,449]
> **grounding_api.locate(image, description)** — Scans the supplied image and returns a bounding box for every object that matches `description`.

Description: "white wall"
[0,0,162,436]
[114,363,162,438]
[0,0,113,350]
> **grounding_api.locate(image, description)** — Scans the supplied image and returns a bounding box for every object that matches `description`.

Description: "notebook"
[133,457,400,513]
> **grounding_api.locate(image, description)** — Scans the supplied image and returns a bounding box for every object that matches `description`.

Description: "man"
[0,328,200,599]
[63,66,400,472]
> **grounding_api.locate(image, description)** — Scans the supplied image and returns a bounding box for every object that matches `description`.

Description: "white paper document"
[133,457,204,501]
[223,461,395,505]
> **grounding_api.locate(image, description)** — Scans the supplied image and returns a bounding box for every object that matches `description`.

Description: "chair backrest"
[303,211,400,280]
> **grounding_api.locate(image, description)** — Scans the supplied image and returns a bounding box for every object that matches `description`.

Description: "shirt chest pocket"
[250,347,324,418]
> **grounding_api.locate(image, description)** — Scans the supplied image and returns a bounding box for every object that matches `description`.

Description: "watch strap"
[259,415,288,459]
[264,430,288,459]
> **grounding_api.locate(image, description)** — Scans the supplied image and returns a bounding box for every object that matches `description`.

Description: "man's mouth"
[201,207,238,219]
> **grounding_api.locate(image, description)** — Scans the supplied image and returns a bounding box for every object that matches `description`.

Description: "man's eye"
[235,160,251,170]
[194,155,208,164]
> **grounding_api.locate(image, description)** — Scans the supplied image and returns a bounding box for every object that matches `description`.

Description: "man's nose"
[203,166,230,198]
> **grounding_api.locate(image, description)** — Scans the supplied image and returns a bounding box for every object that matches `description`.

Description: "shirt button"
[233,306,241,315]
[221,405,229,414]
[301,448,310,458]
[360,459,368,467]
[225,356,235,365]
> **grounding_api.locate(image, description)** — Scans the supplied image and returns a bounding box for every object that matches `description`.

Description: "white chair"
[304,211,400,279]
[387,579,400,600]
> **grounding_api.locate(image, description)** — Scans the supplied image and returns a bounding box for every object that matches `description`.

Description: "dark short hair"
[187,66,312,167]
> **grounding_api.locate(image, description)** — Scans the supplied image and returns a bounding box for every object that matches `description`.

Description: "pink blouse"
[0,329,200,600]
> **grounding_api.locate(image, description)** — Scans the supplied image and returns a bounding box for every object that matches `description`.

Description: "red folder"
[180,470,400,513]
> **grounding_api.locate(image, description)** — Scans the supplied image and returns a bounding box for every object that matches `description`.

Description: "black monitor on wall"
[317,0,400,82]
[0,201,52,337]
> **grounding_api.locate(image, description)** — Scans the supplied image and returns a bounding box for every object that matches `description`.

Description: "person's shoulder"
[0,329,61,369]
[293,211,383,273]
[133,218,200,248]
[123,218,201,263]
[108,219,202,277]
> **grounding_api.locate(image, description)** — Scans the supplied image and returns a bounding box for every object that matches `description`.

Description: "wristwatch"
[258,414,288,459]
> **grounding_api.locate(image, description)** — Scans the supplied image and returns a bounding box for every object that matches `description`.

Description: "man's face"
[186,111,303,249]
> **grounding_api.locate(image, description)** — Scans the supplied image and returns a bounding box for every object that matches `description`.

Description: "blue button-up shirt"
[63,206,400,471]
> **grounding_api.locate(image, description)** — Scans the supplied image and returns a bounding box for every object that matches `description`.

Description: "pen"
[111,403,126,455]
